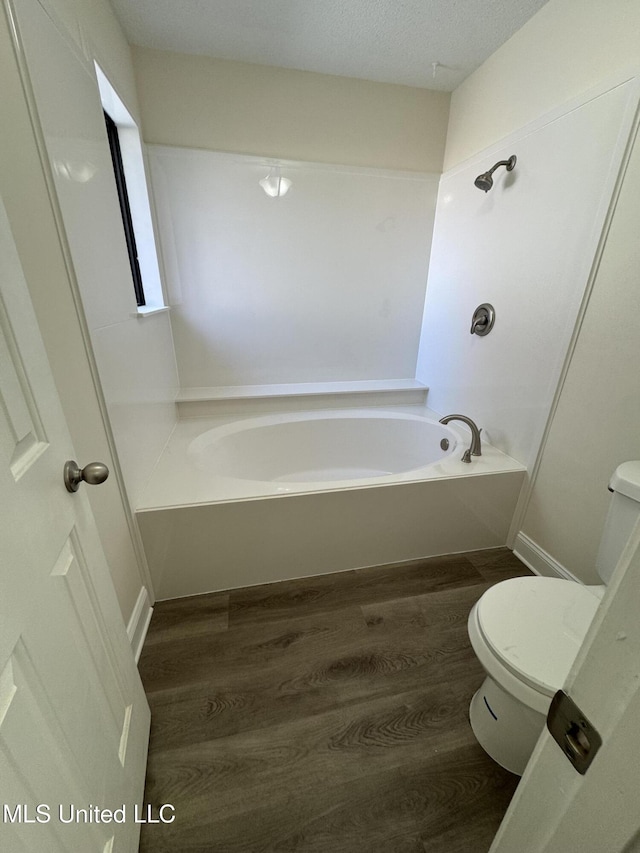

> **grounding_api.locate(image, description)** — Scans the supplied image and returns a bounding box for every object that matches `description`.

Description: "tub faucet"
[438,414,482,463]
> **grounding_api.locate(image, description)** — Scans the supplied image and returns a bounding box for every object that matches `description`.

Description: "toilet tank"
[596,462,640,584]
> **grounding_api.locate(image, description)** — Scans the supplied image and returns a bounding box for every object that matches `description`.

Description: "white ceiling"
[109,0,549,91]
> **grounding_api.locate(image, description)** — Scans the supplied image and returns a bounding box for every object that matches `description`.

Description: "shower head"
[474,172,494,192]
[474,155,517,192]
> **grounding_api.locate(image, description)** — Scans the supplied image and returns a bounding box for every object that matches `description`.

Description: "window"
[96,64,165,314]
[104,110,145,306]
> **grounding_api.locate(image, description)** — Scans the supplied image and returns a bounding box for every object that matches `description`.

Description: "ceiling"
[109,0,550,92]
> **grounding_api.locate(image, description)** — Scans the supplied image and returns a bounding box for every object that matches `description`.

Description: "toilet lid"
[476,577,603,697]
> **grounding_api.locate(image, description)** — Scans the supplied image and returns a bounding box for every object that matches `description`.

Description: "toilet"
[468,461,640,775]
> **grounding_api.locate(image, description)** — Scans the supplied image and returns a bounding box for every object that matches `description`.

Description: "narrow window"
[103,111,145,306]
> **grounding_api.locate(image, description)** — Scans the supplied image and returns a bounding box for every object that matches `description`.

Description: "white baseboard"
[513,532,582,583]
[127,586,153,663]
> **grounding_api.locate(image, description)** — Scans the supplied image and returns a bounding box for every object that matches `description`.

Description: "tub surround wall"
[415,77,637,469]
[13,0,179,516]
[132,47,450,173]
[0,0,173,625]
[89,316,178,506]
[444,0,640,583]
[151,146,438,387]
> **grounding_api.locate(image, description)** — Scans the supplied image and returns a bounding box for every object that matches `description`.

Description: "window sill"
[131,306,170,319]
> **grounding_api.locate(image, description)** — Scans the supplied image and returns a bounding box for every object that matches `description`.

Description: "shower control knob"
[470,303,496,336]
[64,460,110,493]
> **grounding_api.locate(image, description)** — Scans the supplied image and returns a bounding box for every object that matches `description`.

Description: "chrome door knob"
[64,460,109,493]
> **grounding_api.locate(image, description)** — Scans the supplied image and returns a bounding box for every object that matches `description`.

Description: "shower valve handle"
[470,303,495,337]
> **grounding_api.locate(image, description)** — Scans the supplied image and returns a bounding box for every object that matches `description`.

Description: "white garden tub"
[137,407,526,599]
[188,409,459,485]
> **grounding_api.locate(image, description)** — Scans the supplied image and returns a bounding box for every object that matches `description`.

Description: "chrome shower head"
[474,154,517,192]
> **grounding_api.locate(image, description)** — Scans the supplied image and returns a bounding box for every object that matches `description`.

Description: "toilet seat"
[474,577,603,699]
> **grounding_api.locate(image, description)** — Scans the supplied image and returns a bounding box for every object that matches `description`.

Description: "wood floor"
[138,548,531,853]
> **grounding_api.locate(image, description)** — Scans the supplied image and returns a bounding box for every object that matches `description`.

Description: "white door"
[0,194,149,850]
[491,518,640,852]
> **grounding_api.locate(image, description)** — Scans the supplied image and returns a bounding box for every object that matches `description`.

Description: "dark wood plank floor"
[138,548,531,853]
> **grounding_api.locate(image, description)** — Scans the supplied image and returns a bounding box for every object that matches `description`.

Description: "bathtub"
[136,407,526,599]
[188,409,460,488]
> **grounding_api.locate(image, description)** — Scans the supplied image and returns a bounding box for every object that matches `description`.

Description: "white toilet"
[468,461,640,775]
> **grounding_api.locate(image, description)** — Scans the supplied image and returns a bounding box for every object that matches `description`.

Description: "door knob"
[64,460,109,493]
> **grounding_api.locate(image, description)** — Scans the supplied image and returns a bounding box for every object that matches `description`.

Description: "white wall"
[133,47,450,173]
[444,0,640,170]
[151,146,438,387]
[443,0,640,581]
[518,125,640,583]
[415,78,636,468]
